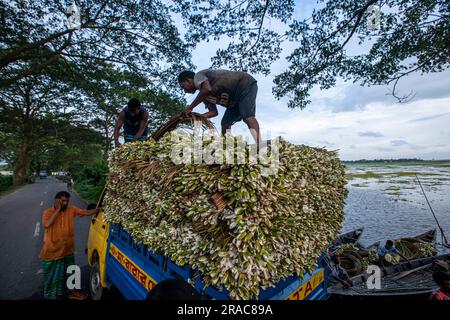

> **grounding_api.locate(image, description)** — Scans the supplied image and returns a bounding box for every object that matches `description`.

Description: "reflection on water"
[342,163,450,254]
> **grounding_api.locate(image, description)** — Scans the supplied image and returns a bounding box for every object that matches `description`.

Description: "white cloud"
[390,140,409,147]
[358,131,385,138]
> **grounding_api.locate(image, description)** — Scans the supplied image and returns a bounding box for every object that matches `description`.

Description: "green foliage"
[273,0,450,108]
[0,76,105,185]
[73,158,108,203]
[0,0,193,90]
[0,174,13,192]
[77,62,185,155]
[173,0,450,108]
[172,0,295,75]
[2,0,449,112]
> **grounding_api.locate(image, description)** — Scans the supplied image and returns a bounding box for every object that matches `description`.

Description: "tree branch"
[246,0,270,53]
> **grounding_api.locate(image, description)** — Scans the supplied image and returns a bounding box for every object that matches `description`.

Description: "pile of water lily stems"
[104,117,348,299]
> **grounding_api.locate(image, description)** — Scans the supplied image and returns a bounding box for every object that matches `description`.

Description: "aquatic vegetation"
[346,172,383,180]
[351,183,369,188]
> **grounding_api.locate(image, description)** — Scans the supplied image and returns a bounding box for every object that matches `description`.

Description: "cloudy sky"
[179,1,450,161]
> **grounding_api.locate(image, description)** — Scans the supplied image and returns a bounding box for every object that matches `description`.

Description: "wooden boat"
[402,229,437,243]
[331,229,437,278]
[366,229,437,250]
[332,228,364,247]
[328,253,450,299]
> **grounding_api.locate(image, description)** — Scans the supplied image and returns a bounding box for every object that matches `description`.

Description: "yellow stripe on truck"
[286,269,325,300]
[110,243,157,292]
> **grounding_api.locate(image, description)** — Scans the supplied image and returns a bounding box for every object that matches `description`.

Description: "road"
[0,177,93,300]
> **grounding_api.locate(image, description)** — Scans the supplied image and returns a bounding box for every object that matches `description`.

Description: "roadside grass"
[0,184,21,198]
[0,174,14,197]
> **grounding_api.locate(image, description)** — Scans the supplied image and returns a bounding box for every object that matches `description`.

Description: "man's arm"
[74,206,102,217]
[398,252,409,261]
[85,208,102,216]
[202,104,218,119]
[134,111,149,140]
[114,111,125,147]
[378,256,386,268]
[391,247,409,261]
[186,80,213,113]
[43,200,62,228]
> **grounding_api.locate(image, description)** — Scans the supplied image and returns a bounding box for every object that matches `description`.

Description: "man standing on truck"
[178,69,262,145]
[114,98,149,147]
[39,191,101,300]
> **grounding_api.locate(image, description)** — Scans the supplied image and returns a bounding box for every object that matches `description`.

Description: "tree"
[174,0,449,108]
[29,118,104,175]
[0,65,88,185]
[0,0,193,90]
[172,0,295,75]
[273,0,450,108]
[75,62,185,158]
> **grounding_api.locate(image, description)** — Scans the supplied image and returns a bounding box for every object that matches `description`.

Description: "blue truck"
[87,189,329,300]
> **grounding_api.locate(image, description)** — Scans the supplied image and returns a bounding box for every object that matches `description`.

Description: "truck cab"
[87,189,330,300]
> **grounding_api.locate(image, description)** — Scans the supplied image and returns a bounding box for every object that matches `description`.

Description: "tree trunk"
[103,123,110,160]
[13,142,32,186]
[14,110,33,186]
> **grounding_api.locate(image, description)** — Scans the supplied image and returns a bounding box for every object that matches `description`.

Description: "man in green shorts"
[178,69,261,145]
[39,191,101,299]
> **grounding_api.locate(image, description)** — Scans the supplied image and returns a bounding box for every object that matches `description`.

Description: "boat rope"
[415,174,450,249]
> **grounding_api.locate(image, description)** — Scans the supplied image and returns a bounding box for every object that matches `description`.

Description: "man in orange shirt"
[39,191,101,300]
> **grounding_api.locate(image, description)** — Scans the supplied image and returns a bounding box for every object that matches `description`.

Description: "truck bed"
[104,224,329,300]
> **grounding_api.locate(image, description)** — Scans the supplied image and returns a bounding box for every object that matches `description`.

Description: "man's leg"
[237,82,260,145]
[64,253,88,300]
[42,258,67,300]
[221,123,232,136]
[221,107,240,136]
[243,117,261,146]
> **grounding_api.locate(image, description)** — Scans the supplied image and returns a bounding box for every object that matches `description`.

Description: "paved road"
[0,177,93,300]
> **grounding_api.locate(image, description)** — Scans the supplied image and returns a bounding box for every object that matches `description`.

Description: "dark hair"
[146,279,201,300]
[432,271,450,286]
[386,240,394,246]
[127,98,141,111]
[178,70,195,82]
[55,191,70,199]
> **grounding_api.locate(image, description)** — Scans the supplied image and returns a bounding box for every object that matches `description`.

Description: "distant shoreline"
[343,159,450,166]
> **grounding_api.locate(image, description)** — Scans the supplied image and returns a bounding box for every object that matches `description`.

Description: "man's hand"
[54,199,62,211]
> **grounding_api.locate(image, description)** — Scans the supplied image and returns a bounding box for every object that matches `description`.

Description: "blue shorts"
[124,134,148,143]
